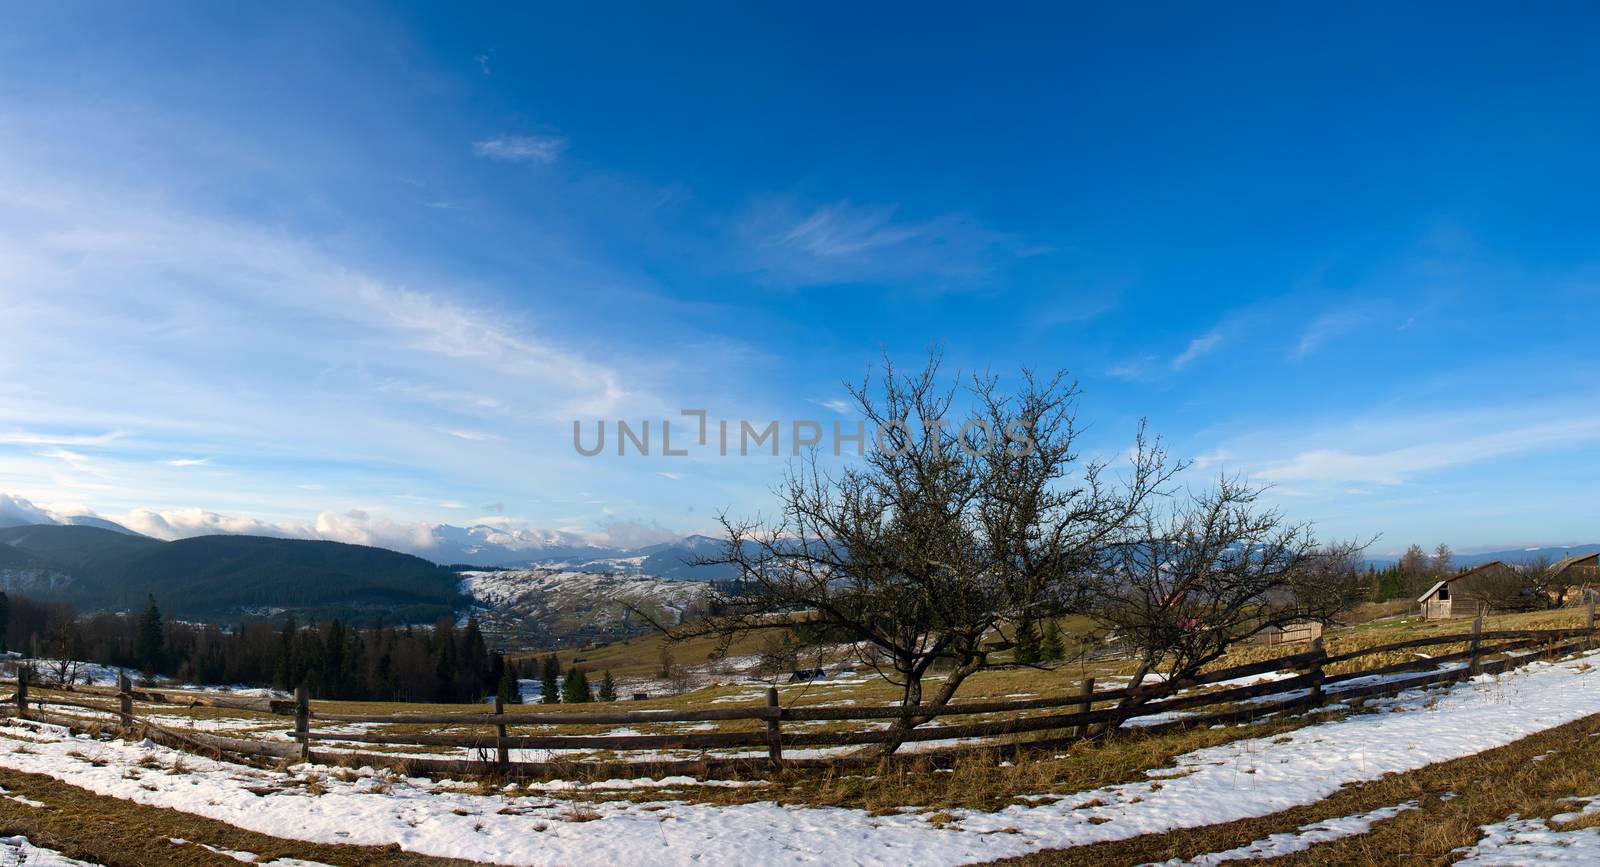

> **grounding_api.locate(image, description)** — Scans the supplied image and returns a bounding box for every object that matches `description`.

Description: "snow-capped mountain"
[422,522,632,568]
[0,494,140,536]
[459,569,710,646]
[418,527,739,580]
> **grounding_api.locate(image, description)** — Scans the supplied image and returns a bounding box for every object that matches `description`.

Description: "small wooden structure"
[1550,552,1600,596]
[1417,560,1512,620]
[1251,621,1324,647]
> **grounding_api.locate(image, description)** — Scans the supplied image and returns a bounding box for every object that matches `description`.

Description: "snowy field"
[0,650,1598,864]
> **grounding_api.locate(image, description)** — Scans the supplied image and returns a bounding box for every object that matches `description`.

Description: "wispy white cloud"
[34,448,101,473]
[1106,355,1160,382]
[1171,331,1224,371]
[472,134,568,164]
[1192,449,1232,470]
[1227,409,1600,487]
[738,198,1002,288]
[1293,308,1370,359]
[1110,328,1227,380]
[811,398,853,414]
[165,457,210,467]
[0,431,125,446]
[437,428,498,442]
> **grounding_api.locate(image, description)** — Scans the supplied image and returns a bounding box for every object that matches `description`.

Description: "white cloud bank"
[0,492,685,560]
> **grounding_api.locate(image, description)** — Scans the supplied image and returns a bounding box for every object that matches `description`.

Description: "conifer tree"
[1040,619,1064,662]
[540,653,561,704]
[135,595,164,678]
[598,669,618,702]
[497,663,521,705]
[1014,619,1040,665]
[562,667,591,703]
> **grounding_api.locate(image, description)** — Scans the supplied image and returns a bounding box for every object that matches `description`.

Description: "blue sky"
[2,3,1600,556]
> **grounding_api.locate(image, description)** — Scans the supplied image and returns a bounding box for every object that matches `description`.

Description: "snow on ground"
[2,657,290,699]
[1,651,1599,865]
[1150,801,1418,865]
[167,838,333,865]
[1455,795,1600,865]
[0,836,95,866]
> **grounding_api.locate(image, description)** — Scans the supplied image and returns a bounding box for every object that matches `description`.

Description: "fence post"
[1308,638,1326,707]
[1469,615,1484,677]
[15,665,27,718]
[1586,590,1595,651]
[118,671,133,732]
[765,686,783,768]
[1071,676,1095,738]
[294,686,310,763]
[494,693,510,769]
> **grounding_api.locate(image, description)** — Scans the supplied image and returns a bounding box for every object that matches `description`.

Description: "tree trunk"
[876,657,986,756]
[1102,657,1153,736]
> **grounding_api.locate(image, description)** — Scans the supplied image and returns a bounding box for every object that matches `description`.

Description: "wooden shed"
[1250,621,1324,647]
[1417,560,1513,620]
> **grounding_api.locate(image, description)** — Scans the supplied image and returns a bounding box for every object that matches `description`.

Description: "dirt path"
[0,764,483,866]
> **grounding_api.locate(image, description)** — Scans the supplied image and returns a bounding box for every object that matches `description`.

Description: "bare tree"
[1522,555,1570,608]
[1398,544,1433,596]
[754,630,801,683]
[46,616,82,687]
[1433,543,1455,577]
[1460,556,1565,612]
[1091,477,1367,728]
[679,352,1177,753]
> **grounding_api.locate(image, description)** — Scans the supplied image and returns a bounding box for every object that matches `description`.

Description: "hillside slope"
[460,569,709,648]
[0,525,460,623]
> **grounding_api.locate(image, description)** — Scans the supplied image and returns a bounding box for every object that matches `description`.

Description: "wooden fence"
[5,618,1597,780]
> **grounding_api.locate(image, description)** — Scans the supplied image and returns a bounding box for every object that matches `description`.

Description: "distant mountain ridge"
[1364,544,1600,570]
[0,524,460,623]
[428,529,740,581]
[1452,545,1600,568]
[0,498,736,579]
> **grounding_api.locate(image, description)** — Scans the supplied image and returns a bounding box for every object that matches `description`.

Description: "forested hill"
[0,525,461,623]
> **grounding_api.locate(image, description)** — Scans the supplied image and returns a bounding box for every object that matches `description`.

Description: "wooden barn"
[1417,560,1518,620]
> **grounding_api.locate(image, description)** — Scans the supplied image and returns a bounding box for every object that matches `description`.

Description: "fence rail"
[4,616,1595,779]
